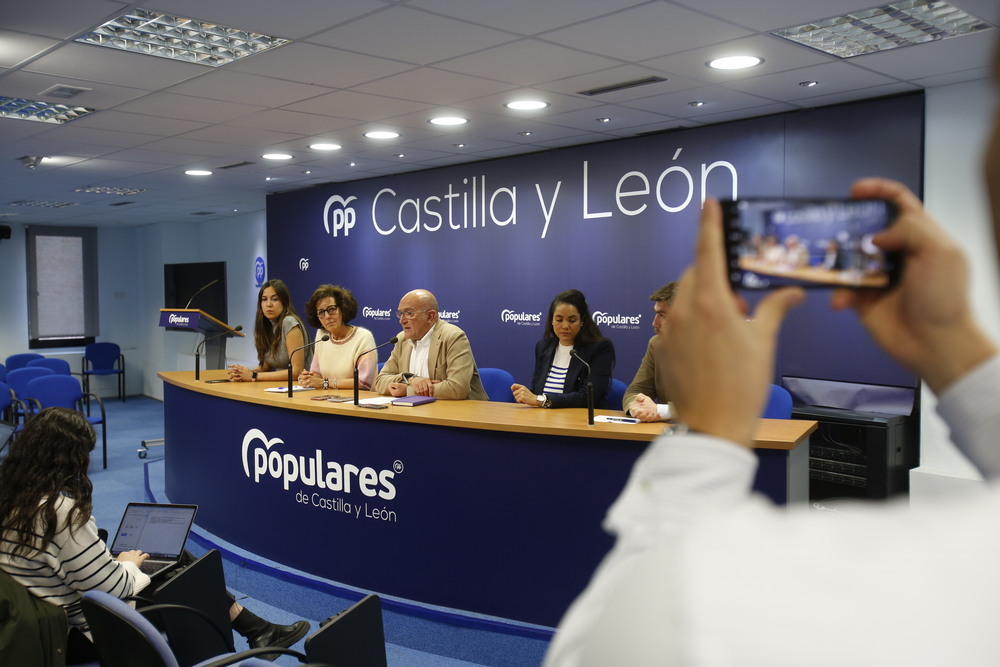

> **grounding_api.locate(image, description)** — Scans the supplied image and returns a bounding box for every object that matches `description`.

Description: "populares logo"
[362,306,394,321]
[323,195,358,237]
[592,311,642,330]
[168,314,190,325]
[241,428,397,499]
[500,309,542,325]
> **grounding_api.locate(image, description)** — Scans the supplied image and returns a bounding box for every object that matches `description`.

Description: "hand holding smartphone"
[720,198,901,290]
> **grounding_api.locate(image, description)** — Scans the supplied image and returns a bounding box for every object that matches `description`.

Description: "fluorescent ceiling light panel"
[75,186,148,195]
[772,0,993,58]
[0,96,97,124]
[76,8,290,67]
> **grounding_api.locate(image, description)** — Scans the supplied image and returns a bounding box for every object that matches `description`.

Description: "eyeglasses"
[316,305,340,319]
[397,309,429,320]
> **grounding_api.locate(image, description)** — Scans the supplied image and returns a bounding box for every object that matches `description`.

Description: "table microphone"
[288,335,329,398]
[355,336,399,405]
[195,325,242,381]
[570,349,595,426]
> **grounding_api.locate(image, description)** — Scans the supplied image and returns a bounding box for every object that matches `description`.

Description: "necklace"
[329,326,356,344]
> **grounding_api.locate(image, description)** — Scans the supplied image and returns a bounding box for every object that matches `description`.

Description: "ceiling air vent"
[39,85,92,99]
[578,76,667,96]
[216,161,256,170]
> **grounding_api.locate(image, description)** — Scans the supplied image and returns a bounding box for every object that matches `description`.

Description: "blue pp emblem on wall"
[254,257,266,287]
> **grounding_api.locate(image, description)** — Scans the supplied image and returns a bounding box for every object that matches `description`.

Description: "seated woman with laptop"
[0,408,310,664]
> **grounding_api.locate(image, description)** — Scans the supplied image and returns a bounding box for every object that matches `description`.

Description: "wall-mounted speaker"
[0,225,10,241]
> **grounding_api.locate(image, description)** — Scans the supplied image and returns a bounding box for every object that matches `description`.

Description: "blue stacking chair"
[0,362,6,382]
[80,591,316,667]
[6,367,54,422]
[606,378,628,411]
[762,384,793,419]
[24,375,108,469]
[0,381,26,452]
[82,342,126,402]
[5,353,44,372]
[478,367,516,402]
[27,357,73,375]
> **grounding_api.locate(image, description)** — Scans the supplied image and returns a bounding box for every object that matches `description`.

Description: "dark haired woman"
[229,279,311,382]
[297,284,378,390]
[0,408,309,663]
[511,289,616,409]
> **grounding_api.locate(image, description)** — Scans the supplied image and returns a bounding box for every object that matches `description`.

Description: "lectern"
[159,309,244,371]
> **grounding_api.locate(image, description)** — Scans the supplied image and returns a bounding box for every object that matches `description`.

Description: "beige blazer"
[372,320,489,401]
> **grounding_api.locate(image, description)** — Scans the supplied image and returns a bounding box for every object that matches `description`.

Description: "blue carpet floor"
[88,396,553,667]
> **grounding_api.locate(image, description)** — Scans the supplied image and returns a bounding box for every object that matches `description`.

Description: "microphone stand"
[288,335,329,398]
[570,349,595,425]
[196,325,242,381]
[355,336,399,405]
[184,278,219,309]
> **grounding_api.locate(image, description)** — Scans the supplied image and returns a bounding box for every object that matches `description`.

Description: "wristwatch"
[322,377,329,390]
[251,370,258,382]
[536,394,552,408]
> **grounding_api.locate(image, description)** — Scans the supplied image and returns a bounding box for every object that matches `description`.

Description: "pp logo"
[298,258,309,271]
[323,195,358,237]
[254,257,266,287]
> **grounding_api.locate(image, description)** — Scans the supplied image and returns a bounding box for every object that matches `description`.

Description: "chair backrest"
[153,549,235,666]
[84,342,122,371]
[81,591,179,667]
[762,384,793,419]
[5,353,44,372]
[478,367,515,403]
[606,378,628,411]
[26,358,72,375]
[6,367,55,399]
[25,375,84,410]
[0,362,6,382]
[305,594,387,667]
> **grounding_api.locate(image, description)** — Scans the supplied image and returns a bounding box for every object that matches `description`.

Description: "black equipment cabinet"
[792,406,918,500]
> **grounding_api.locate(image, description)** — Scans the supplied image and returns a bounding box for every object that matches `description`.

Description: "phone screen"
[721,198,900,290]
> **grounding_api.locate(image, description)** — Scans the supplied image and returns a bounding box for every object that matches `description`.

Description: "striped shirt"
[0,495,150,631]
[543,344,574,394]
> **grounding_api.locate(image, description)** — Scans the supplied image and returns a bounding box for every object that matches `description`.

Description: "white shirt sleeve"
[936,354,1000,478]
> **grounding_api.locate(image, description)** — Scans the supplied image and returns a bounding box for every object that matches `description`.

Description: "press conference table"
[159,370,815,627]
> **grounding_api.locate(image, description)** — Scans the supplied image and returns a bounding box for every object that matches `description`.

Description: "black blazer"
[529,337,615,409]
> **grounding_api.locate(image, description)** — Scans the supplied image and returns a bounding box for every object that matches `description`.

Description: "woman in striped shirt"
[0,408,309,663]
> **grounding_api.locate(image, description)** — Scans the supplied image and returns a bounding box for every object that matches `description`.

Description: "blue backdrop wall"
[266,93,922,398]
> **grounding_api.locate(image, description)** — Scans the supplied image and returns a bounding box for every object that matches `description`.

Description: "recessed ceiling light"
[707,55,763,70]
[429,116,468,126]
[596,117,611,124]
[689,101,705,107]
[519,131,532,137]
[265,177,273,181]
[262,153,293,160]
[349,162,357,167]
[185,170,212,176]
[772,1,991,58]
[364,131,400,139]
[453,143,466,148]
[799,81,819,88]
[76,8,289,67]
[0,96,97,124]
[395,154,405,158]
[505,100,549,111]
[309,143,342,151]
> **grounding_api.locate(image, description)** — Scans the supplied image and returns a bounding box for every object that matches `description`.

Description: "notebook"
[109,502,198,577]
[391,395,436,407]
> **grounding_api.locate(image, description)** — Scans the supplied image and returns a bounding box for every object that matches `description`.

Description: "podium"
[159,309,245,371]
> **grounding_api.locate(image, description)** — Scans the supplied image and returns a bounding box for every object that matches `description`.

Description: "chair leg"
[102,422,108,469]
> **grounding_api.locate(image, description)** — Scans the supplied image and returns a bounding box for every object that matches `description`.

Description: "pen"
[602,416,639,424]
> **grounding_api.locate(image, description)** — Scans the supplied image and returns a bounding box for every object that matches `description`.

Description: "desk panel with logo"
[161,371,814,627]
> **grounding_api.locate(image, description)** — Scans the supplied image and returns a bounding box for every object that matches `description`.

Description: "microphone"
[195,325,242,381]
[288,335,329,398]
[354,336,399,405]
[184,278,219,309]
[570,349,595,426]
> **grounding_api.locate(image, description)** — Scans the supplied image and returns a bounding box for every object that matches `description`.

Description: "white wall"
[912,77,999,503]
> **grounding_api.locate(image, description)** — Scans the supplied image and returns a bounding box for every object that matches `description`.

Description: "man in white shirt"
[543,42,1000,667]
[372,289,488,400]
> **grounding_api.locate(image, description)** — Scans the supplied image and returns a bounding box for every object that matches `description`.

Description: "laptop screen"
[109,502,197,560]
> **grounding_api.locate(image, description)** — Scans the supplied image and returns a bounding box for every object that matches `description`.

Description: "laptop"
[108,502,198,577]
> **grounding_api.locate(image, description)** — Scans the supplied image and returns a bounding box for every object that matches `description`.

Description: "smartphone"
[205,379,231,383]
[720,198,900,290]
[359,404,389,410]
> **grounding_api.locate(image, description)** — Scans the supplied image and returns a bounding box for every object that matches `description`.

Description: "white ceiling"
[0,0,996,227]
